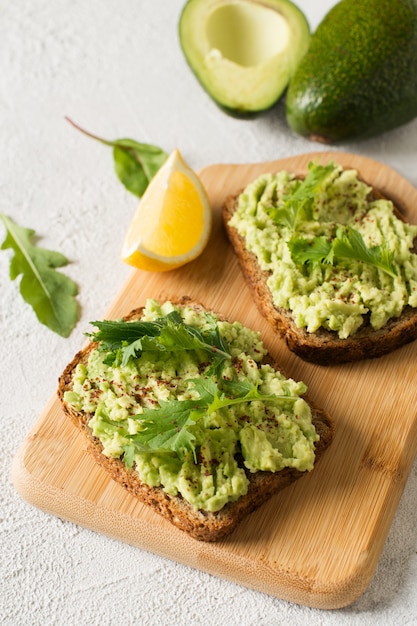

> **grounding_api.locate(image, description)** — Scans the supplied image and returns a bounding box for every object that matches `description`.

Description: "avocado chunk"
[286,0,417,142]
[179,0,310,115]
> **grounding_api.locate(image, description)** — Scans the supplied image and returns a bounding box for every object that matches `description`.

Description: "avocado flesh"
[179,0,310,115]
[286,0,417,143]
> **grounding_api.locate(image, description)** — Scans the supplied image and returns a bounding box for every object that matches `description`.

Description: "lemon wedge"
[121,149,212,272]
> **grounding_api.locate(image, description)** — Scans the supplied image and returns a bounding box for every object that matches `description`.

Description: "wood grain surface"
[12,152,417,609]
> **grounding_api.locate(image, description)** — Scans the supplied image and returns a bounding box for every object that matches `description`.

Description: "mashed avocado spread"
[229,162,417,338]
[64,300,318,512]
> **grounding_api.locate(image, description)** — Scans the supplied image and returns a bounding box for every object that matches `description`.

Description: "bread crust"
[57,298,333,542]
[222,186,417,365]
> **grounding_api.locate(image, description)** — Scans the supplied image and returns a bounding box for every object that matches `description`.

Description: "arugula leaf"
[88,311,231,367]
[267,162,336,231]
[0,214,79,337]
[288,225,397,278]
[66,117,167,198]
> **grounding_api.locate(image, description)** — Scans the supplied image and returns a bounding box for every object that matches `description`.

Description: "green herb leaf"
[88,311,231,367]
[268,162,336,231]
[289,225,397,278]
[288,235,334,266]
[132,399,200,456]
[121,444,136,470]
[127,377,299,462]
[0,214,79,337]
[207,383,295,413]
[66,117,168,198]
[333,226,397,278]
[88,318,162,346]
[188,377,220,404]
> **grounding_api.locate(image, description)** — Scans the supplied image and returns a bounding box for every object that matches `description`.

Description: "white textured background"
[1,1,417,624]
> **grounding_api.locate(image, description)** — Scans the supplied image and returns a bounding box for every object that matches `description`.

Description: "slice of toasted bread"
[58,298,333,542]
[222,181,417,365]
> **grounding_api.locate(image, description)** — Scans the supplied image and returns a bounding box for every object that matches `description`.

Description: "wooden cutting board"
[12,152,417,610]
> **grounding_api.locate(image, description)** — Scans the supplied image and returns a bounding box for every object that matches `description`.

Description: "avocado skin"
[286,0,417,143]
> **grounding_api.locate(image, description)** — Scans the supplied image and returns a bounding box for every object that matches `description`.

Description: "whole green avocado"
[285,0,417,142]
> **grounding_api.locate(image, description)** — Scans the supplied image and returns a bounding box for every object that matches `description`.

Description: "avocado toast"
[58,297,333,541]
[223,161,417,364]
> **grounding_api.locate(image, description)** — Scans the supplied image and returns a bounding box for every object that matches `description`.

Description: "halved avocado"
[178,0,310,115]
